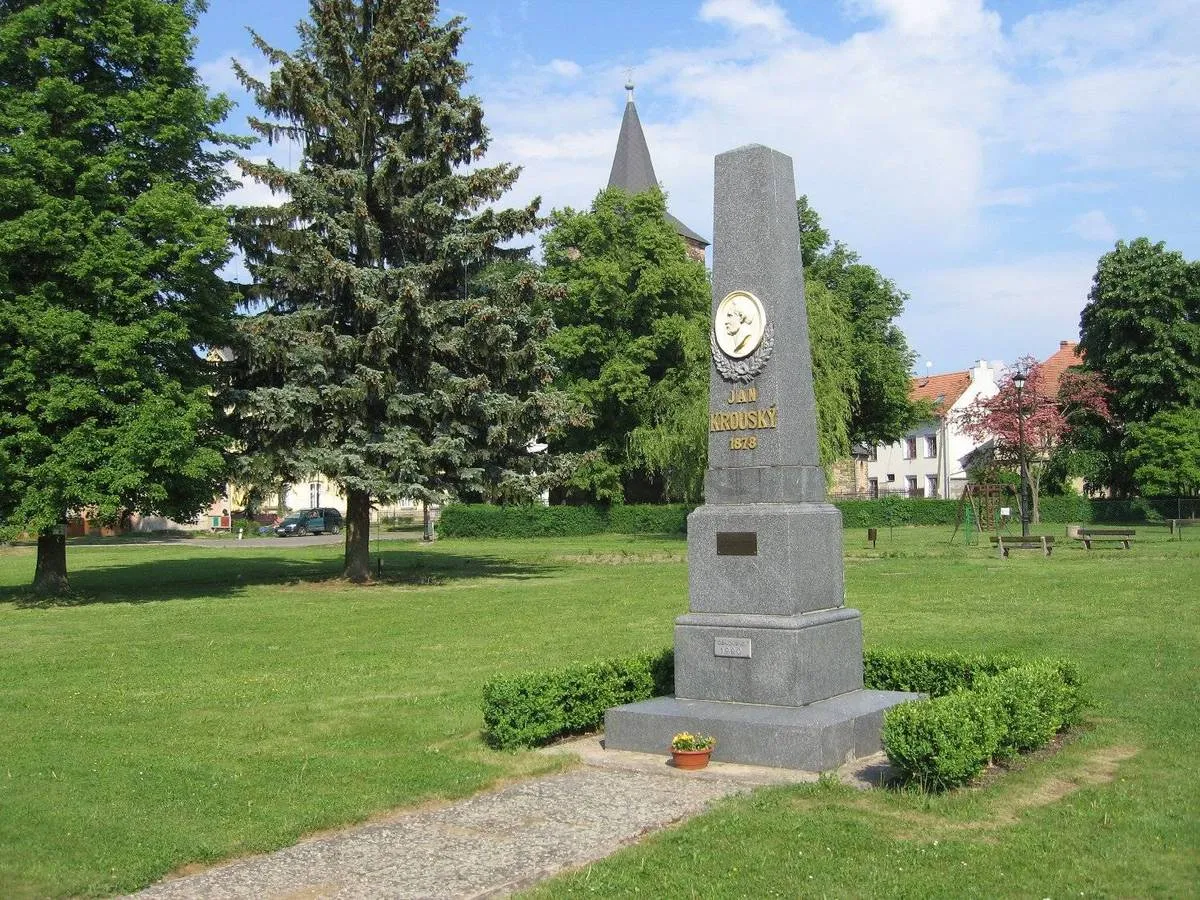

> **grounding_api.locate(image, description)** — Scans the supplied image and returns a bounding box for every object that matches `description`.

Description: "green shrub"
[976,663,1065,758]
[480,644,1084,775]
[1050,657,1087,726]
[882,691,1006,790]
[481,649,673,749]
[608,504,691,535]
[880,656,1085,787]
[438,504,691,538]
[437,504,608,538]
[863,648,1025,696]
[439,496,1184,538]
[835,498,959,528]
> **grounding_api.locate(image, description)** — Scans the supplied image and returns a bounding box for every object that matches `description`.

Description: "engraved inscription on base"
[715,637,752,658]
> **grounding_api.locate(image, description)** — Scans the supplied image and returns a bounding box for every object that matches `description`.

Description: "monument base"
[604,690,920,772]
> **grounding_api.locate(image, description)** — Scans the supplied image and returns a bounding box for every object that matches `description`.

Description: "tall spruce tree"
[231,0,566,581]
[0,0,240,594]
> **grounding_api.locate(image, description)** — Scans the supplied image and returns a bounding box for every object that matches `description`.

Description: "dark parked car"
[275,508,343,537]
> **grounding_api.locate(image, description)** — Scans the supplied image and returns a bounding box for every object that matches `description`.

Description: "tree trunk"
[343,490,372,583]
[1030,467,1042,524]
[33,528,69,596]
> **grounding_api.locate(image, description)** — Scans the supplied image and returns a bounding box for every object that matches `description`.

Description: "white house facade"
[866,360,1000,500]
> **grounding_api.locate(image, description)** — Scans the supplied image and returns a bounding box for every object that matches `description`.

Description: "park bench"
[1075,528,1135,550]
[1168,518,1199,538]
[989,535,1054,557]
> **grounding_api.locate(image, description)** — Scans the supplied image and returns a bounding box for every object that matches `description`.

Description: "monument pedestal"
[605,690,917,772]
[674,608,864,706]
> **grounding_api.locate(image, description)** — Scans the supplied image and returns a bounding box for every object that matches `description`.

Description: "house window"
[906,475,919,497]
[868,445,878,462]
[868,478,879,499]
[904,437,917,459]
[309,481,321,508]
[926,475,938,498]
[925,434,937,458]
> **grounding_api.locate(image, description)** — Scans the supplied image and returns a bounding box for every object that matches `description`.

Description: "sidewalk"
[131,737,893,899]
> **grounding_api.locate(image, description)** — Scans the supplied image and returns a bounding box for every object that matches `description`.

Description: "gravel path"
[130,738,892,900]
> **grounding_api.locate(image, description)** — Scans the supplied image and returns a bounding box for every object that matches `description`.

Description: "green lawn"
[1,527,1197,897]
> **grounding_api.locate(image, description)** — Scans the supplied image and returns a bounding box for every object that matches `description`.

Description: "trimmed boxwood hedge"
[437,504,690,538]
[480,645,1084,775]
[482,650,674,750]
[881,690,1006,790]
[440,497,1172,539]
[437,504,609,538]
[882,659,1083,789]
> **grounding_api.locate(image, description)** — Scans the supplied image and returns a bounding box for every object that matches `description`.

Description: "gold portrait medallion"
[713,290,767,359]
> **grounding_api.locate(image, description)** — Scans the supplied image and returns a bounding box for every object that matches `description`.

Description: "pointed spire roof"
[606,83,709,248]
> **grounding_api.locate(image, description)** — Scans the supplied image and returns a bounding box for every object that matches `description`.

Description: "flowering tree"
[956,356,1112,523]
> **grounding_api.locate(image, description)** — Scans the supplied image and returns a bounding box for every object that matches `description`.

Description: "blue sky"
[194,0,1200,373]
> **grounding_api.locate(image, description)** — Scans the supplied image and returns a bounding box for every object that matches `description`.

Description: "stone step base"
[604,690,920,772]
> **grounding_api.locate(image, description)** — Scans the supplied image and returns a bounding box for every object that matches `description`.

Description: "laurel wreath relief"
[711,322,774,383]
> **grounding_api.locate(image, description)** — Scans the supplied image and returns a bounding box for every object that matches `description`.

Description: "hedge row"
[481,649,674,750]
[837,498,956,528]
[437,504,690,538]
[437,504,608,538]
[882,660,1084,789]
[480,646,1084,765]
[863,647,1082,700]
[440,497,1176,538]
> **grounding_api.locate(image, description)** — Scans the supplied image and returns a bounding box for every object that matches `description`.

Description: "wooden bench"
[1076,528,1135,550]
[1168,518,1199,538]
[989,535,1054,557]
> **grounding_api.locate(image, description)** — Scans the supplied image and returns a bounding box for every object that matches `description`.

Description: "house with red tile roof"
[865,360,1000,499]
[1037,340,1084,396]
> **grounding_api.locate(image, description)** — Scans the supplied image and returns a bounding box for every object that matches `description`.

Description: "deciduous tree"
[956,357,1111,522]
[230,0,568,581]
[1124,407,1200,498]
[0,0,240,594]
[1079,238,1199,424]
[797,198,923,450]
[543,187,710,502]
[1077,237,1200,494]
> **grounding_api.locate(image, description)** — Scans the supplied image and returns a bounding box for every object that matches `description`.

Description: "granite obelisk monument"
[606,144,916,770]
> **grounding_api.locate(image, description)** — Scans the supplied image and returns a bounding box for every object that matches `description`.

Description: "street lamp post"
[1013,369,1031,538]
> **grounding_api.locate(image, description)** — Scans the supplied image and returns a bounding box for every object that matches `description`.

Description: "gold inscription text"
[709,405,778,432]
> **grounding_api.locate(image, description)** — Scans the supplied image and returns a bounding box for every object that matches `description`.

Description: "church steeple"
[605,83,709,256]
[607,81,659,195]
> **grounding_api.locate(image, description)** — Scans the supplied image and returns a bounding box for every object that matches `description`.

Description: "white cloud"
[904,253,1099,364]
[1069,210,1118,243]
[1012,0,1197,73]
[219,159,288,208]
[469,0,1194,364]
[198,52,272,95]
[699,0,792,36]
[545,58,582,79]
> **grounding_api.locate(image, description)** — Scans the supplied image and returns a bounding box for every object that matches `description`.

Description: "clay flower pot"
[671,748,713,770]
